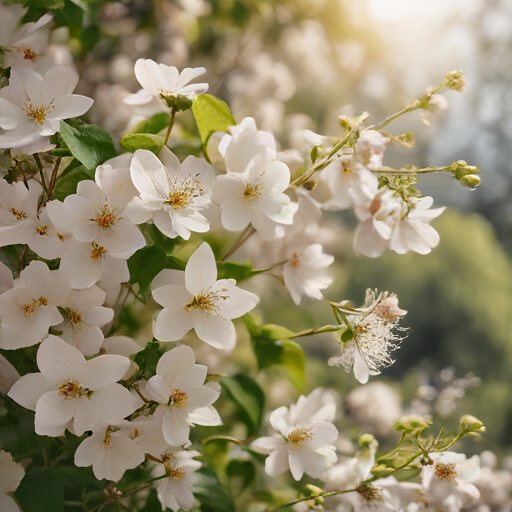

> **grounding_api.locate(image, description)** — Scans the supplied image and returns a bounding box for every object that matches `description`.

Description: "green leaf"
[133,112,172,135]
[133,341,162,379]
[192,94,235,160]
[120,133,165,154]
[59,120,117,171]
[226,459,256,493]
[245,316,306,390]
[220,374,265,436]
[52,163,92,201]
[217,261,255,281]
[194,466,235,512]
[16,468,65,512]
[128,245,186,295]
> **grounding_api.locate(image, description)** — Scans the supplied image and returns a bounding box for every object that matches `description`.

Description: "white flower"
[318,155,379,210]
[0,261,71,350]
[283,243,334,305]
[422,452,481,511]
[74,424,145,481]
[0,355,20,395]
[133,59,208,106]
[127,147,216,240]
[144,345,222,446]
[101,336,141,381]
[152,242,259,350]
[213,148,298,240]
[355,130,390,169]
[57,285,114,356]
[354,190,445,257]
[0,4,52,71]
[0,66,93,151]
[0,261,13,294]
[153,449,202,512]
[95,255,130,306]
[7,335,134,436]
[251,389,338,481]
[0,449,25,512]
[54,179,146,259]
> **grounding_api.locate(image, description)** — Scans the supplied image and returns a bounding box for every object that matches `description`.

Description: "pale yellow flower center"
[168,388,187,408]
[287,427,313,448]
[435,462,457,481]
[58,379,94,400]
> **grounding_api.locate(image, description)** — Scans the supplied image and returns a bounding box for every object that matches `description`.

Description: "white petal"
[162,408,190,446]
[153,308,199,342]
[82,354,130,390]
[265,443,290,478]
[186,385,219,407]
[34,391,76,436]
[187,405,222,426]
[172,364,207,392]
[194,314,235,350]
[91,383,134,424]
[7,373,54,410]
[156,345,196,387]
[185,242,217,296]
[49,94,93,120]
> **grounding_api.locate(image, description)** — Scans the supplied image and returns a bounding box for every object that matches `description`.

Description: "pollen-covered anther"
[94,205,118,229]
[287,427,313,448]
[23,47,40,61]
[185,289,229,315]
[356,482,382,502]
[242,182,262,201]
[168,388,187,408]
[167,465,186,480]
[165,174,205,211]
[290,253,301,268]
[10,207,27,220]
[90,243,106,260]
[435,462,457,481]
[23,98,55,125]
[37,225,48,235]
[67,309,82,326]
[58,379,94,400]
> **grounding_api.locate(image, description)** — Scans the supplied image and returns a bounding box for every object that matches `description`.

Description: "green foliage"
[245,315,306,390]
[220,374,265,436]
[218,261,256,281]
[226,459,256,493]
[128,245,185,296]
[132,113,172,135]
[15,468,65,512]
[120,133,165,154]
[192,94,236,160]
[59,120,117,171]
[194,466,235,512]
[133,341,163,380]
[52,161,92,200]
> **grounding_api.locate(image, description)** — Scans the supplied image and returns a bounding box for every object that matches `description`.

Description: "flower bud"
[371,464,395,478]
[161,94,193,112]
[459,174,481,188]
[460,414,485,432]
[394,414,432,435]
[445,70,465,92]
[358,433,377,448]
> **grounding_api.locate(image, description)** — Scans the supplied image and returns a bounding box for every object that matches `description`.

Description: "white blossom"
[57,285,114,356]
[101,336,141,381]
[0,66,93,152]
[133,59,208,106]
[127,147,216,240]
[152,242,259,350]
[0,261,71,350]
[8,335,134,436]
[355,130,390,169]
[0,449,25,512]
[0,355,20,395]
[144,345,222,446]
[251,389,338,480]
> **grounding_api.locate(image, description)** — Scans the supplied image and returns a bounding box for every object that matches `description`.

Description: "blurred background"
[30,0,512,461]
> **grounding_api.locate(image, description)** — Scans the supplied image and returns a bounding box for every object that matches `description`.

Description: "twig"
[164,107,177,146]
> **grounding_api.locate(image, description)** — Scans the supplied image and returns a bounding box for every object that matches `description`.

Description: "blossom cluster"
[0,5,485,512]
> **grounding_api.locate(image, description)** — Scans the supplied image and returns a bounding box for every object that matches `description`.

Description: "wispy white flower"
[133,59,208,106]
[153,449,202,512]
[57,285,114,356]
[213,148,298,240]
[8,335,133,436]
[251,389,338,480]
[0,66,93,152]
[127,147,216,240]
[0,261,71,350]
[0,449,25,512]
[144,345,222,446]
[355,130,390,169]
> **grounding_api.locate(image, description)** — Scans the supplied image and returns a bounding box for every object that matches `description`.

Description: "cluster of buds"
[449,160,482,188]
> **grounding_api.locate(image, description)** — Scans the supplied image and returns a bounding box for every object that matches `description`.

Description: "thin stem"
[251,260,288,274]
[133,383,150,404]
[219,225,256,262]
[47,157,61,200]
[267,488,357,511]
[145,453,164,463]
[291,324,344,339]
[163,107,177,146]
[202,435,245,446]
[34,154,49,196]
[16,245,27,276]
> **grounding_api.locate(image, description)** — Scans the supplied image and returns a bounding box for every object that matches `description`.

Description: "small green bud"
[460,414,485,432]
[161,94,193,112]
[395,132,416,148]
[394,414,432,435]
[371,464,395,478]
[358,433,376,448]
[445,70,465,92]
[303,180,317,191]
[459,174,481,188]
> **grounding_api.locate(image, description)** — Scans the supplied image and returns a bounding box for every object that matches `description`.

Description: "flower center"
[67,309,82,326]
[90,243,106,260]
[242,182,262,201]
[165,174,205,211]
[58,379,94,400]
[10,207,27,221]
[23,47,40,61]
[290,253,300,268]
[168,466,186,480]
[93,205,118,229]
[37,225,48,235]
[168,388,187,408]
[20,296,48,317]
[435,462,457,481]
[287,427,313,448]
[356,482,382,502]
[185,288,228,316]
[23,97,55,125]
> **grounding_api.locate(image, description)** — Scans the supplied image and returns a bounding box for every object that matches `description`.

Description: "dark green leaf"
[220,374,265,436]
[59,120,117,171]
[120,133,165,154]
[194,466,235,512]
[133,112,172,135]
[192,94,235,160]
[226,459,256,493]
[52,163,92,201]
[16,468,65,512]
[133,341,162,379]
[0,345,38,376]
[217,261,255,281]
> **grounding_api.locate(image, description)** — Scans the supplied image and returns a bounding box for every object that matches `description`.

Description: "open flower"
[213,148,298,240]
[0,66,93,152]
[251,390,338,481]
[127,147,216,240]
[144,345,221,446]
[355,130,390,169]
[0,449,25,512]
[0,261,71,350]
[8,335,133,436]
[133,59,208,107]
[152,242,259,349]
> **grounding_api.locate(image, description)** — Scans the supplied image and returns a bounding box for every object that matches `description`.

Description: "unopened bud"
[460,414,485,432]
[394,414,432,435]
[445,70,465,92]
[459,174,481,188]
[303,180,317,191]
[359,433,377,448]
[161,94,193,112]
[371,464,395,478]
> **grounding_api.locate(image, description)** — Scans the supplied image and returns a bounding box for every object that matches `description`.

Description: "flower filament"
[168,388,187,408]
[185,288,229,316]
[242,182,262,202]
[22,96,55,125]
[287,427,313,448]
[165,174,205,211]
[20,296,49,317]
[93,204,119,230]
[90,243,106,260]
[58,379,94,400]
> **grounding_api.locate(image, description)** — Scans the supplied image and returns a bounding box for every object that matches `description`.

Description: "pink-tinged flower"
[144,345,221,446]
[152,242,259,350]
[8,336,133,436]
[0,66,93,152]
[0,261,71,350]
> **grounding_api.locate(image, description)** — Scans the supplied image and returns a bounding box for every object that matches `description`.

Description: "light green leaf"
[218,261,255,281]
[120,133,165,154]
